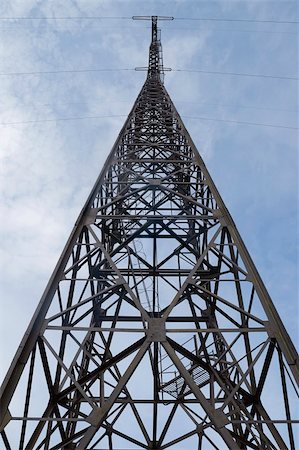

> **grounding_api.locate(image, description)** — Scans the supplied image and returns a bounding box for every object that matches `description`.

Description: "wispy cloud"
[0,0,298,387]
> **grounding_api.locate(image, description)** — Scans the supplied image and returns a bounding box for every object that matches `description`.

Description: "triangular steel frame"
[1,16,298,450]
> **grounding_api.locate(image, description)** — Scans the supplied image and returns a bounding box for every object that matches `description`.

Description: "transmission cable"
[1,114,297,130]
[0,16,297,24]
[164,27,298,35]
[1,67,297,81]
[182,115,297,130]
[0,21,297,35]
[175,100,298,113]
[0,16,132,20]
[173,69,298,81]
[0,68,134,76]
[2,99,295,114]
[0,114,126,125]
[175,17,298,24]
[0,23,297,35]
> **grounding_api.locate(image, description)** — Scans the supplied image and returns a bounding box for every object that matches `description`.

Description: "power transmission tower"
[1,16,298,450]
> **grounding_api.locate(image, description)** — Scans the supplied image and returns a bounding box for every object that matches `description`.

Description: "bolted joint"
[196,424,204,435]
[146,318,166,342]
[212,408,230,428]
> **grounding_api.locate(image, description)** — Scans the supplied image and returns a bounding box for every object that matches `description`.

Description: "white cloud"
[0,2,297,448]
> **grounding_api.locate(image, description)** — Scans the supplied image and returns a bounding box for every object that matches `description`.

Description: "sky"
[0,0,298,394]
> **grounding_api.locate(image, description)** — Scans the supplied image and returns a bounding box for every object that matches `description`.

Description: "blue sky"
[0,0,298,389]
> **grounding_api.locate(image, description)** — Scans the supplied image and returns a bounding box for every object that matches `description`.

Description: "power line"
[164,27,298,35]
[1,114,296,130]
[175,100,298,113]
[0,16,132,20]
[0,67,297,81]
[174,69,298,81]
[0,22,297,35]
[175,17,299,24]
[0,24,148,30]
[0,115,126,125]
[0,16,297,24]
[2,99,296,114]
[0,68,134,76]
[182,115,297,130]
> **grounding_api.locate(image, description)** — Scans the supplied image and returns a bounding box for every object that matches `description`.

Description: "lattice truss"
[1,16,298,450]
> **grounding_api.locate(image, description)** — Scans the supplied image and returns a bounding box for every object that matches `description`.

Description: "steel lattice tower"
[1,16,298,450]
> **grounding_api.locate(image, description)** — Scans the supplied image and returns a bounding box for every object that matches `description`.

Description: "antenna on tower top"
[132,15,174,21]
[133,15,173,83]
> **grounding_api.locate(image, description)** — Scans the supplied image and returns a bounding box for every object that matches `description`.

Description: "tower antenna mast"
[1,14,298,450]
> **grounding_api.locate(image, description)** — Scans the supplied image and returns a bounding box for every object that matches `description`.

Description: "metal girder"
[1,16,298,450]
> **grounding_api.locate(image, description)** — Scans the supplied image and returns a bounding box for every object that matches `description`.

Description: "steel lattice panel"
[1,16,298,450]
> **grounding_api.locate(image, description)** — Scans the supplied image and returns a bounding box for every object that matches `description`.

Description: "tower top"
[133,15,173,83]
